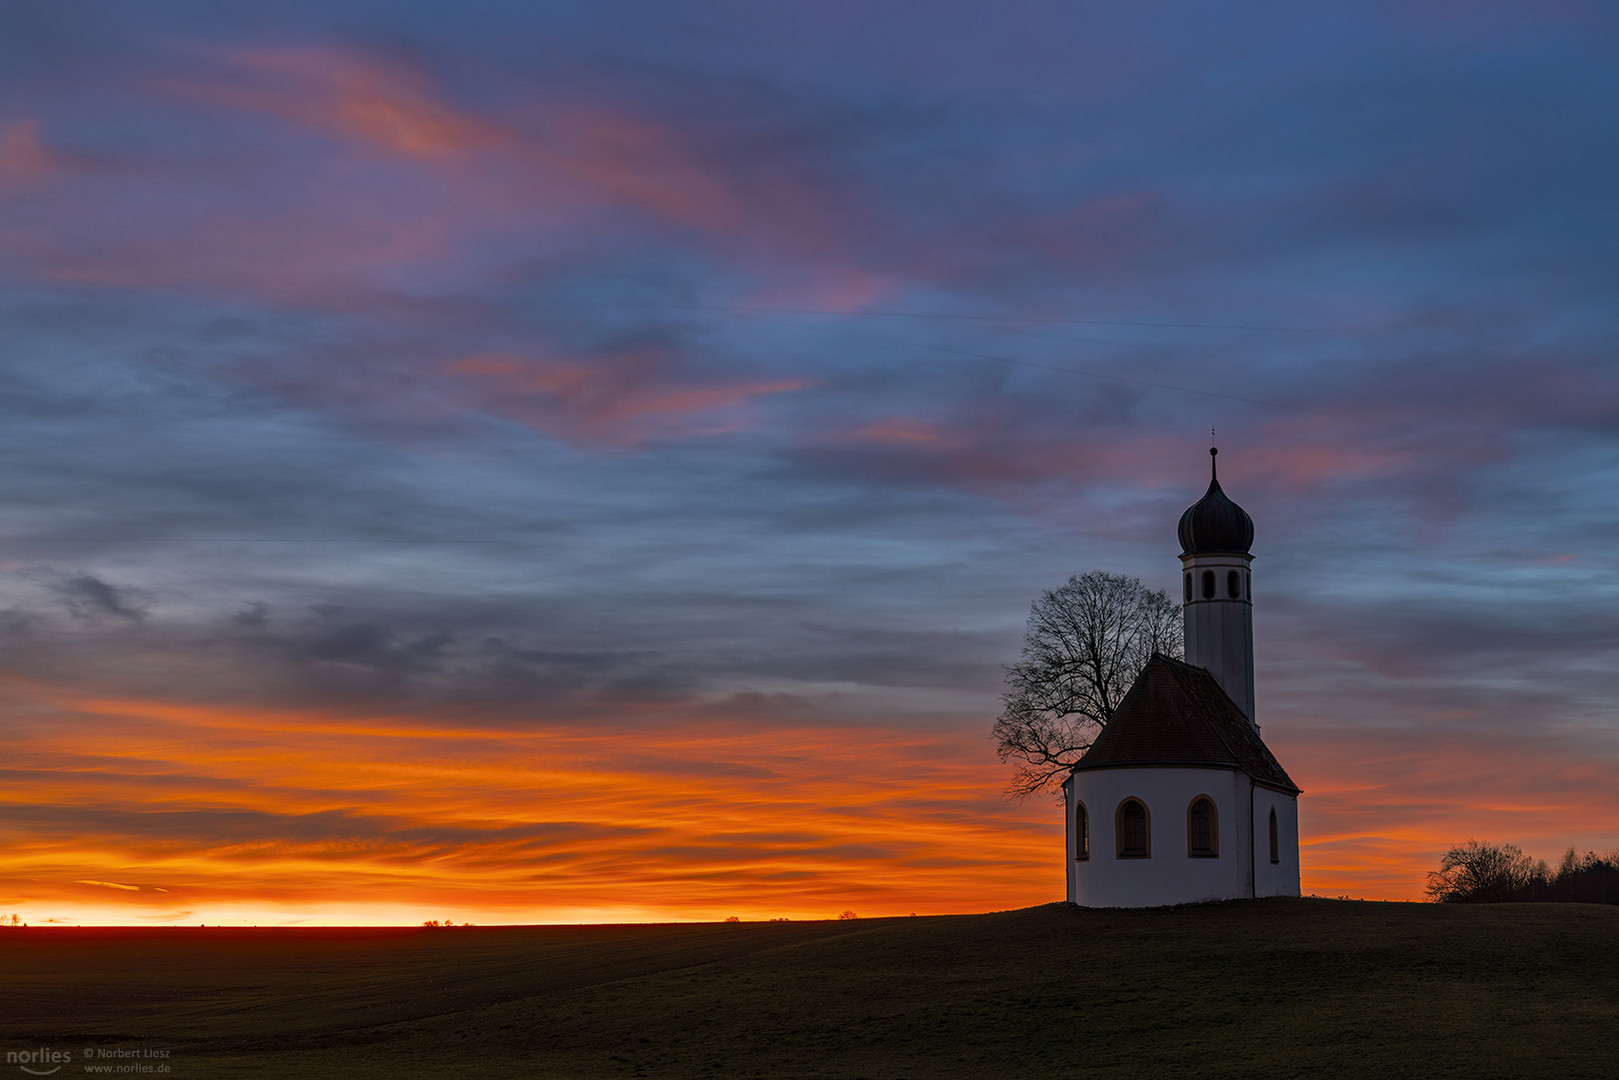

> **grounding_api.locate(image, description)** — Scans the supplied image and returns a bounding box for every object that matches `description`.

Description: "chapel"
[1063,448,1301,907]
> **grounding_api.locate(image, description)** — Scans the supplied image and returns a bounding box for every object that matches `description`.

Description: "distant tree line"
[1426,841,1619,904]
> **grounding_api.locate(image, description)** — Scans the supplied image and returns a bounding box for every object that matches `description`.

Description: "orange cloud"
[1277,726,1619,901]
[75,880,141,891]
[0,685,1058,925]
[2,675,1615,924]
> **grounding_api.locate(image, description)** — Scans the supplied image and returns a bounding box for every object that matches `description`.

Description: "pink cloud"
[150,46,887,286]
[536,106,746,230]
[0,45,911,316]
[0,118,69,194]
[1244,435,1419,492]
[813,415,1215,495]
[158,46,805,240]
[159,46,509,159]
[741,267,901,315]
[1019,188,1169,267]
[445,349,810,448]
[22,190,458,304]
[844,416,958,447]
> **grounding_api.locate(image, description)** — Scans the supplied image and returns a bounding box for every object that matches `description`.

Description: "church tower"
[1063,448,1298,907]
[1176,446,1256,726]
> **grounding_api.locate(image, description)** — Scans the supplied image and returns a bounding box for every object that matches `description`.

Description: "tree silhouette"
[1427,840,1619,904]
[1425,841,1538,903]
[992,571,1181,798]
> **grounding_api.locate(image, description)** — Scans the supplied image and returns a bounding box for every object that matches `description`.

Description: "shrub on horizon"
[1427,841,1619,904]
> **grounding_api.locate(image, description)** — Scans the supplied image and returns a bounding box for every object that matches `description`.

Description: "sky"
[2,0,1617,925]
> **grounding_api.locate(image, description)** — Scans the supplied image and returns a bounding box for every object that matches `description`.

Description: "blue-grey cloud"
[1,0,1616,912]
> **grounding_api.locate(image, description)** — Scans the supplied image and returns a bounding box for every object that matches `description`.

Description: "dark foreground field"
[3,899,1617,1079]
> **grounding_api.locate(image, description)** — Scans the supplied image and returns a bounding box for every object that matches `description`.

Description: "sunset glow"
[2,2,1617,925]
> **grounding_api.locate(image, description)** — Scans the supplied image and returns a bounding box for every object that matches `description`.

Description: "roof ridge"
[1149,651,1204,674]
[1166,659,1248,765]
[1075,654,1298,793]
[1146,654,1252,766]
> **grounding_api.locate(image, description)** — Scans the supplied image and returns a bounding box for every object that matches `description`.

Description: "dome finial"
[1177,437,1253,555]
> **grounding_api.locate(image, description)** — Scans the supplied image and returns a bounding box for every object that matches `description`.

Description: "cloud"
[0,117,66,193]
[0,39,916,311]
[0,679,1058,921]
[158,45,509,159]
[53,575,147,623]
[444,348,810,447]
[0,2,1616,926]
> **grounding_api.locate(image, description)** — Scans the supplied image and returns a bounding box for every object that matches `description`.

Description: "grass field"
[3,899,1616,1079]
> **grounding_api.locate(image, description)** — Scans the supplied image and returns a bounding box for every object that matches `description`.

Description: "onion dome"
[1177,447,1253,555]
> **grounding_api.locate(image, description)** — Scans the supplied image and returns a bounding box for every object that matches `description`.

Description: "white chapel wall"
[1068,766,1252,908]
[1253,786,1301,898]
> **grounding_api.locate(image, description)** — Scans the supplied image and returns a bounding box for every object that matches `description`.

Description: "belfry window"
[1200,570,1215,599]
[1187,797,1218,857]
[1116,798,1150,858]
[1184,573,1192,602]
[1075,802,1089,861]
[1269,807,1280,864]
[1227,570,1241,599]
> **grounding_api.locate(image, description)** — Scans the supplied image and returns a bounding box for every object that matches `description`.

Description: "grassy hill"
[4,899,1616,1078]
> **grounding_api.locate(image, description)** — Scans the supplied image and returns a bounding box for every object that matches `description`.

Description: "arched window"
[1116,798,1150,858]
[1187,796,1218,857]
[1227,570,1241,599]
[1075,802,1089,861]
[1268,807,1280,864]
[1246,573,1251,600]
[1200,570,1215,599]
[1183,573,1192,603]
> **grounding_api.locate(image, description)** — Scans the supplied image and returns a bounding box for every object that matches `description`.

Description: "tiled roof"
[1072,654,1299,793]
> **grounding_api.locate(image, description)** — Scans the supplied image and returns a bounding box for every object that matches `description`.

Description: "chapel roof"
[1176,448,1254,555]
[1071,653,1299,793]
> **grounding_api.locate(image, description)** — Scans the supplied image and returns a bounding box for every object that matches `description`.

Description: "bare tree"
[992,571,1181,798]
[1425,840,1542,903]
